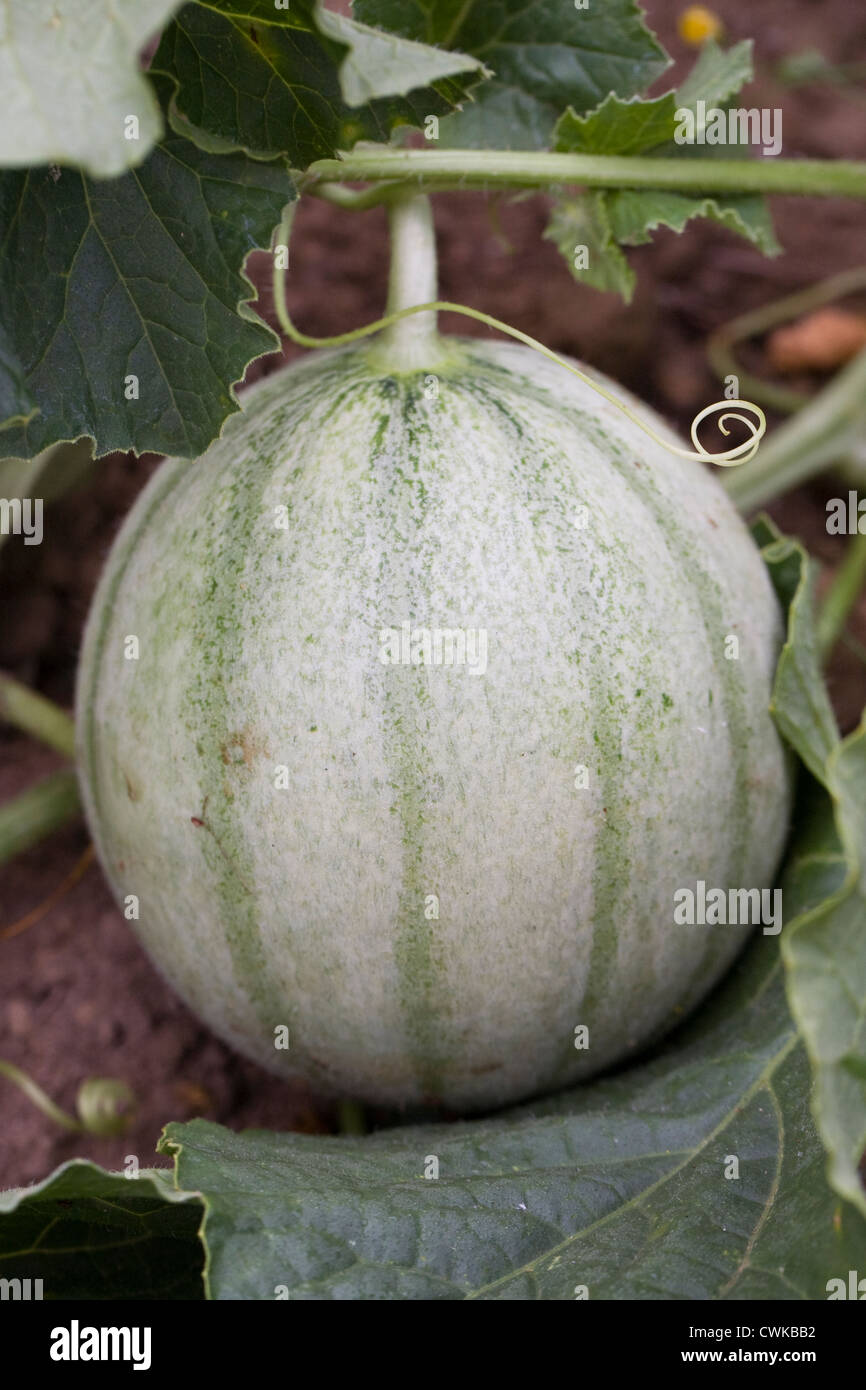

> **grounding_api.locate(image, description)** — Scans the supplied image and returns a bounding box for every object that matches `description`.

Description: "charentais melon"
[76,339,792,1111]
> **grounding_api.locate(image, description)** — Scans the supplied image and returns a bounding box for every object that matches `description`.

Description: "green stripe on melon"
[76,339,792,1111]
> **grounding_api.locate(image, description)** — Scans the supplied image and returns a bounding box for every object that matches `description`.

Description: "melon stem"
[373,192,442,370]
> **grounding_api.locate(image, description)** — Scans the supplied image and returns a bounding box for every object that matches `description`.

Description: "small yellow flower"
[678,5,724,46]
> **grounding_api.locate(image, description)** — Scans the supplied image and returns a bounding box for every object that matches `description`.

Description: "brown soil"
[2,0,866,1189]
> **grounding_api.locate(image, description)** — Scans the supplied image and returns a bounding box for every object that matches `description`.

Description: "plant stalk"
[307,151,866,200]
[0,769,81,865]
[0,674,76,758]
[818,532,866,661]
[371,192,441,369]
[0,1059,80,1132]
[0,1062,135,1136]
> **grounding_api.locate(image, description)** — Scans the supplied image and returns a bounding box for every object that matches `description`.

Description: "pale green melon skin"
[76,339,792,1111]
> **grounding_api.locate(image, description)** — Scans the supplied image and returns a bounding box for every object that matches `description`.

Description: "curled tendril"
[271,208,765,470]
[77,1078,137,1137]
[686,399,767,466]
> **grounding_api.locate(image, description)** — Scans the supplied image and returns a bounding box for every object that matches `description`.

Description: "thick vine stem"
[307,150,866,200]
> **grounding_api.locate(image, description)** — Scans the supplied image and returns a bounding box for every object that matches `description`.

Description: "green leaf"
[0,1164,203,1299]
[543,194,636,300]
[550,39,755,160]
[354,0,669,150]
[152,3,481,168]
[605,188,781,257]
[755,521,866,1219]
[0,117,292,459]
[754,522,838,780]
[314,6,487,108]
[553,93,677,157]
[0,0,183,178]
[0,321,38,434]
[626,41,777,268]
[544,43,774,299]
[796,728,866,1217]
[676,38,754,110]
[776,748,866,1220]
[151,6,350,165]
[545,184,778,303]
